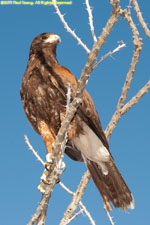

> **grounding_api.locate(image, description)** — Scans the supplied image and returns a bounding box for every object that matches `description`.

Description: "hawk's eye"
[42,36,48,40]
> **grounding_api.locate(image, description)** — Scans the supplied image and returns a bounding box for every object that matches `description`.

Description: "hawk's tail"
[85,158,134,211]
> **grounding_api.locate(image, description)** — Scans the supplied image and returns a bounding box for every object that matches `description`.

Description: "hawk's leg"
[37,119,76,193]
[37,120,56,193]
[38,120,55,153]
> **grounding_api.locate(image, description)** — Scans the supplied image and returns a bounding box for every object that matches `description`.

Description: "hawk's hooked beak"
[45,34,61,44]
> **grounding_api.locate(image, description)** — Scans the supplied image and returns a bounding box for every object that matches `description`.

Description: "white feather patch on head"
[45,34,61,44]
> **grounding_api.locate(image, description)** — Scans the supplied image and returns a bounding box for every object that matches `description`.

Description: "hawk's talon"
[56,177,60,184]
[46,152,53,163]
[38,182,46,194]
[45,153,53,170]
[61,161,66,171]
[38,169,50,193]
[41,179,50,185]
[57,161,66,172]
[45,161,51,171]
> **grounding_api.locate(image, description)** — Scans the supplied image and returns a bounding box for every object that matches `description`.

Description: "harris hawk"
[20,33,134,211]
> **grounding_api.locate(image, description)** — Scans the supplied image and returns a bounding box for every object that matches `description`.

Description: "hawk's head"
[30,33,61,54]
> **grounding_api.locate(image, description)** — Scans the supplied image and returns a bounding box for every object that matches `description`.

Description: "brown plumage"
[20,33,134,211]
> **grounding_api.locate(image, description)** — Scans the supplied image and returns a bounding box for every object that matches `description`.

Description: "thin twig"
[52,0,90,53]
[93,41,126,69]
[79,201,96,225]
[59,182,96,225]
[118,9,142,108]
[24,135,45,166]
[59,170,91,225]
[104,205,115,225]
[59,181,74,195]
[85,0,97,42]
[65,209,84,225]
[127,0,133,15]
[132,0,150,37]
[121,80,150,115]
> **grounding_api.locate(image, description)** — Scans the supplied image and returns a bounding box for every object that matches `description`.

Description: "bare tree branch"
[132,0,150,37]
[85,0,97,42]
[52,0,90,53]
[65,209,84,225]
[24,135,45,166]
[105,8,143,140]
[59,181,74,195]
[59,170,91,225]
[59,182,96,225]
[79,201,96,225]
[57,82,71,170]
[121,80,150,115]
[127,0,133,15]
[93,41,126,69]
[104,205,114,225]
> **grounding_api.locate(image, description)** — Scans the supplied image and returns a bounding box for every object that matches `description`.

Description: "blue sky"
[0,1,150,225]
